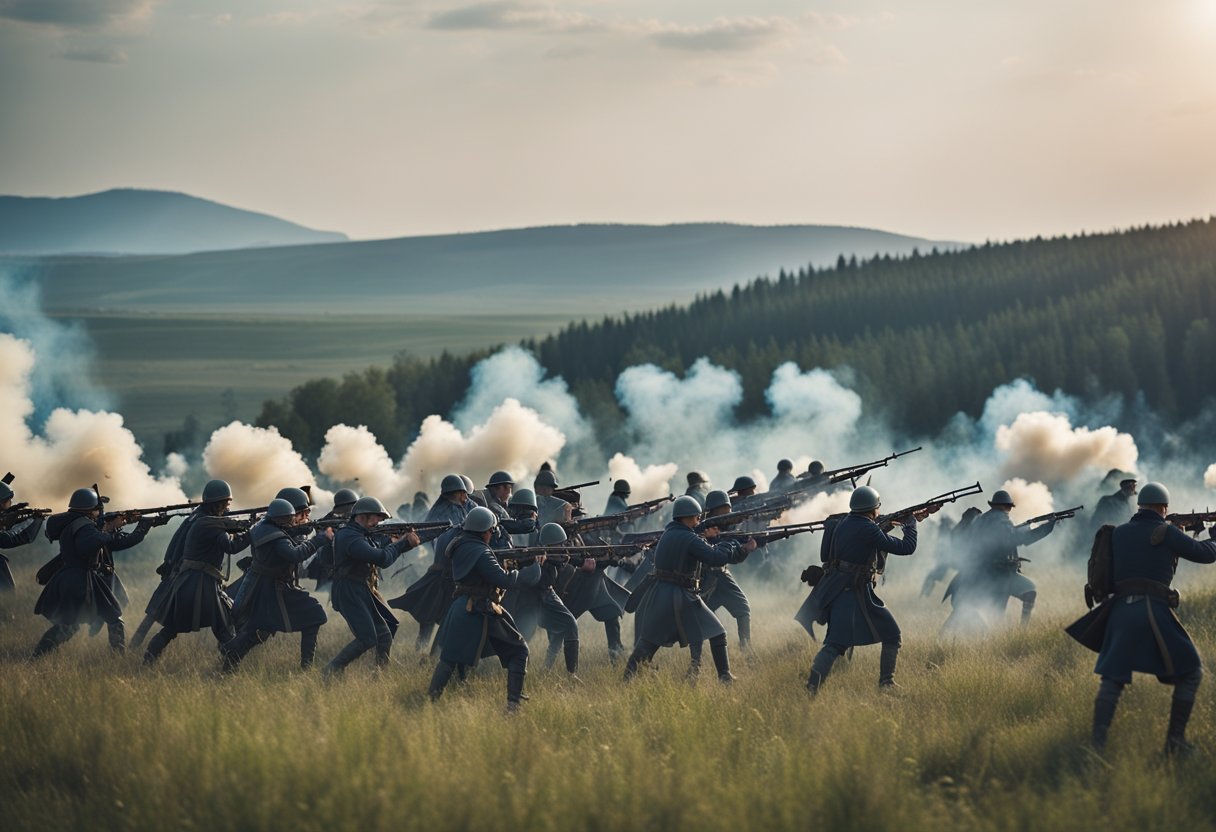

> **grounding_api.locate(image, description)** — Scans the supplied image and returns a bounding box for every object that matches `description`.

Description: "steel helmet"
[704,490,732,512]
[265,498,296,520]
[460,475,476,494]
[730,476,756,492]
[1138,482,1170,506]
[687,471,708,486]
[463,506,499,533]
[988,490,1015,507]
[440,474,466,495]
[539,523,568,545]
[613,479,631,495]
[351,496,390,518]
[672,495,703,519]
[333,488,360,508]
[777,459,793,472]
[487,471,514,488]
[68,487,101,511]
[534,470,559,489]
[0,481,14,503]
[201,479,233,503]
[509,488,538,509]
[809,461,825,476]
[849,486,881,512]
[276,487,310,512]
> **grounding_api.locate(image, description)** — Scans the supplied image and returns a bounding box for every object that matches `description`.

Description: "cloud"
[649,16,795,53]
[426,1,604,33]
[57,45,128,63]
[0,0,158,31]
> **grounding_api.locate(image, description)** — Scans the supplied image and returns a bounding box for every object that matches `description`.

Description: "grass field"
[61,311,572,451]
[3,532,1216,832]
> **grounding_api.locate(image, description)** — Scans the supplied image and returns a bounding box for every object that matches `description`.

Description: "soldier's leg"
[1166,667,1202,756]
[324,607,377,675]
[210,615,235,647]
[106,616,126,654]
[219,627,268,673]
[143,626,179,664]
[878,639,901,688]
[1018,591,1037,625]
[807,643,846,694]
[505,650,530,713]
[1091,676,1125,752]
[623,639,660,681]
[687,640,703,678]
[708,633,733,683]
[719,579,752,650]
[416,622,435,652]
[603,616,624,653]
[299,625,321,669]
[129,612,157,649]
[544,631,561,670]
[31,623,79,658]
[428,661,457,700]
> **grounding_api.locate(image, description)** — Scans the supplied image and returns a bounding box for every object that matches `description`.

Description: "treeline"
[255,218,1216,457]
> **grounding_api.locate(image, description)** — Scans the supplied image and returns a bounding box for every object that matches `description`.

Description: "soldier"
[801,486,919,692]
[803,461,829,491]
[427,507,544,711]
[605,480,631,515]
[480,471,537,548]
[142,480,250,664]
[729,476,758,505]
[0,478,44,595]
[623,496,756,683]
[534,469,572,529]
[942,490,1054,629]
[221,498,332,672]
[304,488,360,591]
[323,497,421,675]
[1067,483,1216,755]
[769,459,796,492]
[694,490,753,656]
[506,488,540,547]
[462,475,486,508]
[503,522,583,679]
[920,506,981,598]
[32,487,158,657]
[1092,476,1138,531]
[684,471,710,508]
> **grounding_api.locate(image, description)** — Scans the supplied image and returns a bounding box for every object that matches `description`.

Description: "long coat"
[0,515,43,591]
[389,526,461,623]
[35,512,152,626]
[154,514,249,633]
[330,523,417,644]
[1066,510,1216,682]
[632,521,742,648]
[794,513,917,647]
[946,509,1050,606]
[142,509,203,617]
[231,520,326,633]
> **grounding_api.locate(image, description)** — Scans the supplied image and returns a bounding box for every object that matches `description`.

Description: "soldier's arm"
[473,549,541,588]
[270,535,323,564]
[1165,526,1216,565]
[1013,520,1054,547]
[343,534,404,568]
[870,517,918,556]
[0,515,42,548]
[688,535,736,567]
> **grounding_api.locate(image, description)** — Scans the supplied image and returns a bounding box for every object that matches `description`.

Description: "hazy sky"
[2,0,1215,242]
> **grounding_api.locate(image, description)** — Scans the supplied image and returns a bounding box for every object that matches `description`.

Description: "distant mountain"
[20,223,963,316]
[0,189,347,254]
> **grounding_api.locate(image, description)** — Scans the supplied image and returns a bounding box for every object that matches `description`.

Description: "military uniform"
[130,508,203,648]
[553,553,631,657]
[503,554,581,673]
[0,515,44,593]
[769,471,797,492]
[389,523,464,652]
[942,509,1052,629]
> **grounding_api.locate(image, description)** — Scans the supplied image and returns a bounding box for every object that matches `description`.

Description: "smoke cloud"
[999,477,1055,523]
[605,453,679,502]
[202,421,331,509]
[995,411,1138,487]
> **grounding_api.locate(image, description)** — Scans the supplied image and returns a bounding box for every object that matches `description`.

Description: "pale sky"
[2,0,1215,242]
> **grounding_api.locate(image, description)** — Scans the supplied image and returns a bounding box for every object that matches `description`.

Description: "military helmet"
[201,479,233,503]
[534,469,559,489]
[351,496,390,518]
[687,471,708,486]
[68,487,101,511]
[613,479,631,495]
[333,488,360,508]
[672,495,703,519]
[509,488,537,509]
[539,523,568,546]
[460,475,476,494]
[809,460,825,476]
[0,481,13,503]
[849,486,881,512]
[265,498,296,520]
[704,490,732,512]
[777,459,793,472]
[1138,482,1170,506]
[463,506,499,533]
[730,476,756,492]
[487,470,514,488]
[440,474,466,495]
[276,487,310,512]
[989,490,1015,507]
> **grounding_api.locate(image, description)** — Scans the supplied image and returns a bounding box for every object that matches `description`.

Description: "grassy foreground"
[2,555,1216,832]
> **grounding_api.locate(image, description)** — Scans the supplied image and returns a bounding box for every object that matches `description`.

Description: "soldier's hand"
[913,509,932,521]
[323,527,335,541]
[704,526,720,540]
[537,555,547,565]
[562,504,574,522]
[581,557,596,572]
[404,531,421,548]
[743,537,758,554]
[1207,524,1216,540]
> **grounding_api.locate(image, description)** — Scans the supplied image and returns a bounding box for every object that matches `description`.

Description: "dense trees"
[255,219,1216,456]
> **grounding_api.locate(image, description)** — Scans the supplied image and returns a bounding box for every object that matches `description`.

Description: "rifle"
[375,520,454,542]
[499,543,645,566]
[875,482,984,527]
[1166,510,1216,533]
[225,504,269,519]
[718,520,826,547]
[800,447,923,488]
[619,530,663,547]
[101,500,201,525]
[0,502,53,529]
[697,503,784,531]
[1018,505,1084,527]
[563,494,673,534]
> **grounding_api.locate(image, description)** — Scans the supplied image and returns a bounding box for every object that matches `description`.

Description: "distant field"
[64,311,572,450]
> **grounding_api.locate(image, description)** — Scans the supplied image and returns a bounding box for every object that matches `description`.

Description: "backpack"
[1084,524,1115,609]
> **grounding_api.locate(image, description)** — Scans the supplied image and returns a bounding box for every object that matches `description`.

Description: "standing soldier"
[801,486,919,692]
[32,488,158,657]
[1,478,44,596]
[534,469,572,530]
[695,490,753,655]
[323,497,420,675]
[1091,475,1138,532]
[304,488,360,591]
[769,459,796,492]
[920,507,982,599]
[604,480,631,516]
[427,507,543,711]
[1067,483,1216,755]
[503,522,583,679]
[684,472,710,508]
[623,495,756,683]
[480,472,537,548]
[221,498,332,672]
[142,480,249,664]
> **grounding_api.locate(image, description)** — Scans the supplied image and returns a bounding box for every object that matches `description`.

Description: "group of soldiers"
[0,459,1211,753]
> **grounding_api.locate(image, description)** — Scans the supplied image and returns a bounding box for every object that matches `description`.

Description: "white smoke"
[606,453,678,502]
[1206,464,1216,490]
[1000,477,1055,524]
[202,421,330,509]
[995,411,1138,487]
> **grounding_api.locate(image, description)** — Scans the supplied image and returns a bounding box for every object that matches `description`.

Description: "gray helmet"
[809,461,825,476]
[68,487,100,511]
[276,487,310,512]
[672,495,703,519]
[460,475,476,494]
[539,523,568,545]
[333,488,360,508]
[777,459,793,472]
[730,476,756,492]
[613,479,631,495]
[1138,482,1170,506]
[704,490,732,512]
[0,481,13,503]
[201,479,233,503]
[486,470,514,488]
[534,470,559,489]
[849,486,881,512]
[687,471,708,486]
[440,474,466,495]
[988,490,1015,507]
[463,505,499,533]
[509,488,537,509]
[265,498,296,520]
[351,496,390,518]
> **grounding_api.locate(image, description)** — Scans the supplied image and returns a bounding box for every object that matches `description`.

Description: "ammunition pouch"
[1113,578,1179,609]
[454,583,506,615]
[654,569,699,591]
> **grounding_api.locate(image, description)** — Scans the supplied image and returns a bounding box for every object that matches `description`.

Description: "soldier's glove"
[155,562,172,577]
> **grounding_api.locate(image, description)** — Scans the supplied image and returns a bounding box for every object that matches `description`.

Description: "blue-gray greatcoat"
[0,515,43,591]
[632,521,742,647]
[154,514,249,633]
[35,511,152,626]
[330,523,418,646]
[389,525,461,623]
[1066,510,1216,682]
[231,519,326,633]
[142,509,202,617]
[794,513,917,647]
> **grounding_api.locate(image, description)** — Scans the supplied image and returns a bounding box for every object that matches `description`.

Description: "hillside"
[0,189,347,254]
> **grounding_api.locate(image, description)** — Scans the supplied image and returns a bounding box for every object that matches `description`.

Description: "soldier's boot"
[623,641,658,681]
[1165,697,1196,757]
[563,639,581,679]
[506,669,528,714]
[878,643,900,689]
[1091,677,1124,752]
[604,617,624,654]
[737,615,752,651]
[1019,591,1037,626]
[415,622,435,653]
[807,645,842,695]
[374,637,392,670]
[299,626,320,670]
[323,641,369,677]
[428,661,456,701]
[129,613,156,649]
[31,624,75,659]
[106,618,126,654]
[685,640,703,680]
[709,634,733,684]
[219,630,258,673]
[143,628,177,665]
